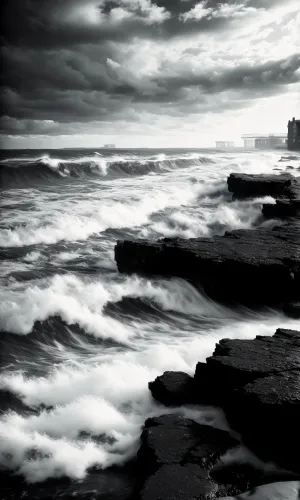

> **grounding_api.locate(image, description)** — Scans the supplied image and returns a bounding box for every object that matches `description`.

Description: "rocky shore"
[136,328,300,499]
[115,173,300,308]
[114,172,300,499]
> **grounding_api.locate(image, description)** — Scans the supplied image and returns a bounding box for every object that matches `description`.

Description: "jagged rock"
[227,173,300,199]
[115,225,300,304]
[194,329,300,473]
[228,370,300,472]
[283,302,300,318]
[262,199,300,218]
[138,415,239,474]
[148,371,197,406]
[139,464,218,500]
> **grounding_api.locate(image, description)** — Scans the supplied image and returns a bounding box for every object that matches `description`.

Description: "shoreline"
[114,171,300,499]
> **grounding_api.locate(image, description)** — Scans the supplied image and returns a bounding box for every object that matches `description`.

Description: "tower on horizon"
[287,118,300,150]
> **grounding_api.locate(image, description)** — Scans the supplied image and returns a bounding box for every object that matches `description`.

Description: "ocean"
[1,147,300,499]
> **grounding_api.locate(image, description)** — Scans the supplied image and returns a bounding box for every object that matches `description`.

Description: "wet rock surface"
[115,173,300,305]
[139,464,218,500]
[227,173,300,199]
[134,329,300,499]
[138,415,238,473]
[148,371,197,406]
[115,224,300,304]
[262,198,300,218]
[115,173,300,499]
[136,415,238,499]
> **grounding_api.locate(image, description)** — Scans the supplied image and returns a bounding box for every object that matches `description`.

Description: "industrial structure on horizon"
[241,133,286,149]
[287,117,300,150]
[215,141,235,149]
[241,118,300,150]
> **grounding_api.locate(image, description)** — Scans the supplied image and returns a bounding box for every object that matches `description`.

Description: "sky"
[1,0,300,148]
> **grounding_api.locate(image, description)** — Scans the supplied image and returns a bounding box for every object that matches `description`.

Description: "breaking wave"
[0,153,215,188]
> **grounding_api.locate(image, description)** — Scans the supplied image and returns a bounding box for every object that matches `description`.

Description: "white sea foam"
[0,312,298,483]
[1,149,298,485]
[0,179,206,247]
[0,273,237,337]
[23,251,43,262]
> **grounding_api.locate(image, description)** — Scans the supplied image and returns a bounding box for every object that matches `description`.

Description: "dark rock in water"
[138,415,238,474]
[229,370,300,473]
[115,172,300,305]
[282,301,300,318]
[227,173,300,199]
[139,464,218,500]
[195,329,300,473]
[262,199,300,218]
[204,328,300,388]
[136,414,239,499]
[137,330,300,497]
[115,224,300,304]
[148,371,197,406]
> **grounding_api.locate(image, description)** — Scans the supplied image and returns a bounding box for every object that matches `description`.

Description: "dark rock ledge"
[114,173,300,498]
[133,329,300,499]
[115,173,300,307]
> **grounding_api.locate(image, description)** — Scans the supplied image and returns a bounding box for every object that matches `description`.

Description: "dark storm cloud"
[1,0,265,49]
[2,49,299,135]
[150,54,300,98]
[1,0,299,136]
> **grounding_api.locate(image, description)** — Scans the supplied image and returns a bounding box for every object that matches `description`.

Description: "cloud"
[1,0,300,144]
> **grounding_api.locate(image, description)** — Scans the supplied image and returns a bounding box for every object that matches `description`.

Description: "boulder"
[137,415,239,474]
[148,371,197,406]
[227,173,300,199]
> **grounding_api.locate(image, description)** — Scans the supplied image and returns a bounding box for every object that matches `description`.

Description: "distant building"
[287,118,300,150]
[241,134,286,149]
[215,141,235,149]
[103,144,116,148]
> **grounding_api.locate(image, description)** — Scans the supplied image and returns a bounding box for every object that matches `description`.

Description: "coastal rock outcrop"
[115,173,300,498]
[262,198,300,218]
[134,329,300,499]
[136,414,238,499]
[115,173,300,305]
[115,225,300,304]
[148,329,300,474]
[148,371,197,406]
[227,173,300,199]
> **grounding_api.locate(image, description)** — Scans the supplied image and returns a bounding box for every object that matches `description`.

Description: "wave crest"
[1,154,215,188]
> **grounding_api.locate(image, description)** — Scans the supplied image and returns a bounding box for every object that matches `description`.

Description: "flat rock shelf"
[115,173,300,307]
